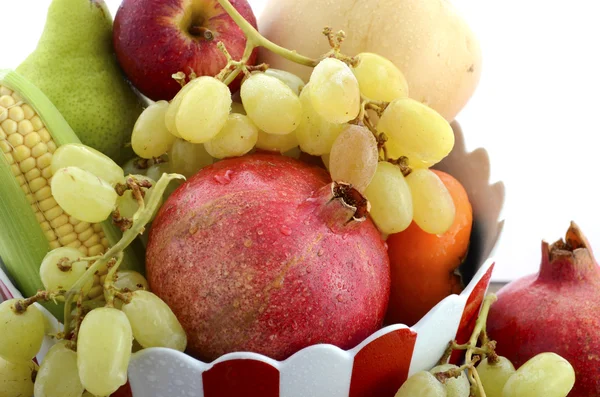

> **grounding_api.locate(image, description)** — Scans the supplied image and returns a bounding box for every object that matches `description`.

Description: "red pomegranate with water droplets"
[146,153,390,361]
[487,222,600,396]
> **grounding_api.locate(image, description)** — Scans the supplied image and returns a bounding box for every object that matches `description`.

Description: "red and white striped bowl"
[0,123,504,397]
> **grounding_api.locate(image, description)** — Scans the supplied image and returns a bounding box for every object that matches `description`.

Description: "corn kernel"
[2,152,14,164]
[8,106,24,122]
[15,174,25,186]
[37,152,52,169]
[93,274,100,284]
[88,285,104,299]
[73,221,90,233]
[20,183,29,196]
[88,244,105,256]
[59,233,78,245]
[92,223,103,232]
[39,197,58,212]
[21,105,35,120]
[0,108,7,123]
[49,241,61,249]
[31,142,48,158]
[47,141,57,153]
[77,227,94,242]
[41,166,53,179]
[83,234,100,248]
[50,214,69,228]
[19,157,36,173]
[3,119,18,136]
[10,164,20,176]
[35,185,52,201]
[55,223,74,237]
[44,229,57,242]
[14,145,31,162]
[25,167,41,181]
[26,194,35,205]
[0,87,12,96]
[101,238,109,247]
[100,274,107,284]
[31,116,43,131]
[66,240,82,250]
[0,140,10,153]
[18,120,34,136]
[37,127,50,141]
[28,177,47,193]
[11,92,23,103]
[0,95,15,108]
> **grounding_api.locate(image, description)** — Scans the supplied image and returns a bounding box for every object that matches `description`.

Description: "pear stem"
[216,0,318,67]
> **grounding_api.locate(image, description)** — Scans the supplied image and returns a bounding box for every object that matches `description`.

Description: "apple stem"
[189,26,214,41]
[216,0,319,67]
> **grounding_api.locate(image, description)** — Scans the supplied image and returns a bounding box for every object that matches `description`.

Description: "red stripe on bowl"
[450,263,495,364]
[202,359,280,397]
[349,328,418,397]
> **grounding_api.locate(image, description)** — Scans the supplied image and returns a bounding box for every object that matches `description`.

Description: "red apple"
[113,0,258,101]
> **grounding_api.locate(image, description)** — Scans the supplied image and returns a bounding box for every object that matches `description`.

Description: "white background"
[1,0,599,282]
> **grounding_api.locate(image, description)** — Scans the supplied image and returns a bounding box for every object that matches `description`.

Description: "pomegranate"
[487,222,600,396]
[146,153,390,361]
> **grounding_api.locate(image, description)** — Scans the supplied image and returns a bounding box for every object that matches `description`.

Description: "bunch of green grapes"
[0,143,187,397]
[396,352,575,397]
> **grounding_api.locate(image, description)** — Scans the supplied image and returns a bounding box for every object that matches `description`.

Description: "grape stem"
[215,0,318,67]
[103,254,124,308]
[61,173,185,338]
[14,290,65,313]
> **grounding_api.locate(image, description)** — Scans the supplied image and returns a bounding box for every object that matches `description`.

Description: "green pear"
[17,0,143,163]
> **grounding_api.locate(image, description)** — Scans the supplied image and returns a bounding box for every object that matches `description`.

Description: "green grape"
[77,307,132,396]
[145,162,170,184]
[114,270,149,292]
[121,157,148,177]
[168,138,214,178]
[34,341,83,397]
[39,247,92,292]
[51,143,125,186]
[308,58,360,124]
[395,371,447,397]
[430,364,469,397]
[377,97,454,168]
[256,130,299,153]
[264,68,305,95]
[175,76,232,143]
[165,81,198,138]
[0,299,45,363]
[116,175,159,220]
[51,166,117,223]
[352,52,409,102]
[204,113,258,159]
[405,169,455,235]
[132,100,177,159]
[502,353,575,397]
[295,84,345,155]
[364,162,413,234]
[476,357,515,397]
[122,290,187,351]
[328,125,378,192]
[241,72,302,135]
[0,356,37,397]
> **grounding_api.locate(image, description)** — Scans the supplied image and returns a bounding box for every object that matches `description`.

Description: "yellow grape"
[114,270,149,292]
[405,169,455,235]
[0,356,37,397]
[377,97,454,168]
[430,364,469,397]
[295,84,345,155]
[363,162,413,234]
[132,100,177,159]
[34,341,83,397]
[352,52,409,102]
[145,162,170,184]
[116,175,159,220]
[0,299,45,363]
[39,247,92,292]
[175,76,232,143]
[122,290,187,351]
[502,353,575,397]
[328,125,379,192]
[204,113,258,159]
[476,357,515,397]
[77,307,132,396]
[168,138,213,178]
[51,143,124,186]
[51,166,117,223]
[264,68,305,95]
[256,130,299,153]
[241,72,302,135]
[165,82,199,138]
[308,58,360,124]
[395,371,446,397]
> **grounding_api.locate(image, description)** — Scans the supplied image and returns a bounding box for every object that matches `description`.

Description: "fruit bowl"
[0,121,504,397]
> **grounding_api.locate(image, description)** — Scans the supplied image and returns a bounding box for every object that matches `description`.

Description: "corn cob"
[0,69,144,318]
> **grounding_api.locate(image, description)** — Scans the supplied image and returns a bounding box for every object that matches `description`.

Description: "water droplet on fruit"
[280,225,292,236]
[337,294,344,302]
[317,248,325,257]
[214,170,234,184]
[257,229,264,235]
